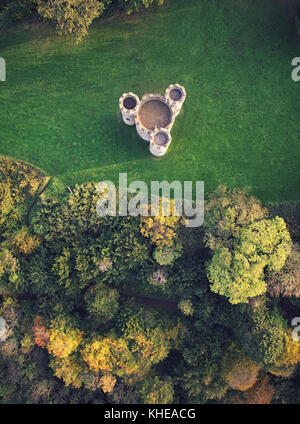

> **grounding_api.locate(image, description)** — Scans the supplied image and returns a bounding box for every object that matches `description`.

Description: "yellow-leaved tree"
[140,198,185,248]
[35,0,105,42]
[47,317,83,359]
[82,336,137,376]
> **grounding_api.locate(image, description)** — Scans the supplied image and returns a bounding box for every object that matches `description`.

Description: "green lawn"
[0,0,300,201]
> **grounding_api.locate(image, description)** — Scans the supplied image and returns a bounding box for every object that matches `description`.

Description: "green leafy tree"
[234,306,287,366]
[207,217,291,304]
[139,375,174,404]
[84,284,120,322]
[153,243,183,266]
[179,325,230,403]
[203,186,268,251]
[178,299,194,316]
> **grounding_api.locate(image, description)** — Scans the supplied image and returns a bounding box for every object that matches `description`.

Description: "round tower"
[150,128,172,157]
[119,92,140,126]
[165,84,186,117]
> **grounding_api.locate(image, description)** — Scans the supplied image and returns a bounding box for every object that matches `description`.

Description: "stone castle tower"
[119,84,186,157]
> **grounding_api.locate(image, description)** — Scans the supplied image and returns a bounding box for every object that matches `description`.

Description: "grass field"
[0,0,300,201]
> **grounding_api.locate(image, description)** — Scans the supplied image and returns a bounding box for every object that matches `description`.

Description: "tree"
[274,330,300,368]
[149,268,168,289]
[46,317,83,359]
[221,344,262,391]
[99,374,117,393]
[231,375,275,404]
[178,299,194,316]
[207,247,267,304]
[139,375,174,404]
[207,217,292,304]
[32,315,49,348]
[153,243,183,266]
[12,227,40,255]
[140,198,185,248]
[267,243,300,297]
[234,306,287,367]
[35,0,105,42]
[82,336,136,376]
[203,186,268,251]
[50,355,85,388]
[84,284,120,322]
[243,375,274,404]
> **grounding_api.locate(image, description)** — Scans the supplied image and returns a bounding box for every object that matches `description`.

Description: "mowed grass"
[0,0,300,201]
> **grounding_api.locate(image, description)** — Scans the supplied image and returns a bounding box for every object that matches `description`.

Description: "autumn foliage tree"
[273,330,300,368]
[267,243,300,297]
[32,316,49,348]
[243,375,274,404]
[140,198,185,248]
[50,355,85,389]
[221,344,262,391]
[82,336,134,376]
[46,317,83,359]
[232,375,274,404]
[12,227,40,255]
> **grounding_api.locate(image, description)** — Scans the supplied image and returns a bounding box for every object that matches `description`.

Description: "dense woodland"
[1,0,300,405]
[1,155,300,404]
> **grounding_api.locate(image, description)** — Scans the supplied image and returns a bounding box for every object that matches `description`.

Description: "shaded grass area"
[0,0,300,201]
